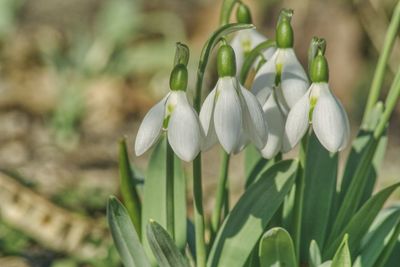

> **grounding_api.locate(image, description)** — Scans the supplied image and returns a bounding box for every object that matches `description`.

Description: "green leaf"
[336,103,387,225]
[301,133,338,260]
[318,261,332,267]
[258,227,297,267]
[244,149,276,189]
[331,234,351,267]
[309,240,322,267]
[207,160,298,267]
[372,216,400,267]
[107,196,151,267]
[119,137,142,235]
[353,206,400,267]
[146,220,190,267]
[141,136,187,265]
[324,183,400,259]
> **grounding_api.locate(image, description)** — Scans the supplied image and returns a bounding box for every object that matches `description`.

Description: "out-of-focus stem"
[363,1,400,126]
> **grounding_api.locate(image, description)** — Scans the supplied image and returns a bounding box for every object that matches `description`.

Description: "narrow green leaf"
[324,183,400,259]
[146,220,190,267]
[309,240,322,267]
[381,233,400,267]
[373,218,400,267]
[107,196,151,267]
[119,137,142,235]
[207,160,298,267]
[353,206,400,267]
[244,146,277,189]
[258,227,297,267]
[337,103,387,223]
[141,136,187,265]
[301,133,338,260]
[331,234,351,267]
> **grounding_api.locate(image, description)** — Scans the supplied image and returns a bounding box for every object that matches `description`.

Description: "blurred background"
[0,0,400,266]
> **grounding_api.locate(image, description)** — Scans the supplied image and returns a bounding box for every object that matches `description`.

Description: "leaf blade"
[207,160,298,267]
[107,196,151,267]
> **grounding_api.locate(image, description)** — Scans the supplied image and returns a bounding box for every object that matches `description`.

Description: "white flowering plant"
[107,1,400,267]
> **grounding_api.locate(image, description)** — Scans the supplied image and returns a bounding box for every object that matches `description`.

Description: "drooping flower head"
[230,3,276,76]
[251,9,309,158]
[200,42,267,153]
[285,47,350,152]
[135,64,204,161]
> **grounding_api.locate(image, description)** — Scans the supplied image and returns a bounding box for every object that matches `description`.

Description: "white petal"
[167,92,203,161]
[214,77,243,153]
[238,82,268,149]
[252,50,278,104]
[260,92,286,158]
[284,89,311,149]
[231,29,267,75]
[199,86,218,150]
[280,49,309,109]
[312,83,350,152]
[135,94,168,156]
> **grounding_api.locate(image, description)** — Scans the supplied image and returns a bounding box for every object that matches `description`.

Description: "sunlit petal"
[280,49,309,109]
[231,29,267,75]
[239,82,268,149]
[135,94,169,156]
[285,89,311,149]
[199,86,218,150]
[312,83,349,152]
[252,50,278,104]
[168,92,203,161]
[260,92,286,158]
[214,77,243,153]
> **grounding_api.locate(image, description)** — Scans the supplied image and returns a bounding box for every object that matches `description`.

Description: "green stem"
[362,1,400,126]
[292,135,308,261]
[193,154,206,267]
[211,151,231,237]
[374,66,400,139]
[166,141,175,239]
[219,0,239,25]
[239,39,276,84]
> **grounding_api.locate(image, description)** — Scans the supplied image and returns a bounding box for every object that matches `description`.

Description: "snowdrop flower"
[135,64,204,161]
[200,43,267,153]
[285,50,350,152]
[230,3,275,76]
[251,9,308,158]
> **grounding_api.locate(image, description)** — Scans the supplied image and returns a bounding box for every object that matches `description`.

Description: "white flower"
[252,48,309,115]
[258,90,291,158]
[135,91,204,161]
[250,48,308,158]
[230,29,276,76]
[285,82,350,152]
[199,76,267,153]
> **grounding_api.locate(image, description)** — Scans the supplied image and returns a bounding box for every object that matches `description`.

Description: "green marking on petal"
[309,96,318,122]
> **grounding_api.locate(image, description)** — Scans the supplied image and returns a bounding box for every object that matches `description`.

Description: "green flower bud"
[310,50,329,83]
[169,64,188,91]
[276,9,294,48]
[217,44,237,77]
[236,3,252,24]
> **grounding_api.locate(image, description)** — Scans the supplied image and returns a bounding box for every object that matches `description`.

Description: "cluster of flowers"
[135,8,350,162]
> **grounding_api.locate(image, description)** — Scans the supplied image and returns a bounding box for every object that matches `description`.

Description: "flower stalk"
[211,151,231,238]
[363,1,400,126]
[166,140,175,239]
